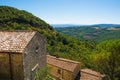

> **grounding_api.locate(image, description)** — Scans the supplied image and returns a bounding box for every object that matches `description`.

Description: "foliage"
[89,39,120,80]
[34,67,47,80]
[45,75,53,80]
[0,6,53,31]
[34,67,53,80]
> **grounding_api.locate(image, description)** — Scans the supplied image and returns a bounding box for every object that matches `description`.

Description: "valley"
[55,25,120,42]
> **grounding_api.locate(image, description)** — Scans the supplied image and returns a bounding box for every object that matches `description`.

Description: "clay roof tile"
[0,31,36,53]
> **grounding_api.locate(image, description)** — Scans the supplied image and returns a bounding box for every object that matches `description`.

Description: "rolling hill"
[55,26,120,42]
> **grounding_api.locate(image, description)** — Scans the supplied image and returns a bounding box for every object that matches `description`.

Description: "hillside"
[0,6,120,80]
[55,26,120,42]
[0,6,95,66]
[0,6,54,30]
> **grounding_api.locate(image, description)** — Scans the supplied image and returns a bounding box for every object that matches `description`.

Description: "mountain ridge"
[51,24,120,28]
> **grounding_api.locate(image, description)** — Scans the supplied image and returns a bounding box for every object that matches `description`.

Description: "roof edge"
[81,69,105,77]
[0,30,37,32]
[47,55,80,64]
[0,51,22,54]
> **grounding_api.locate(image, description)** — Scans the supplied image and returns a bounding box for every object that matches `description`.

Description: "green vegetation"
[89,39,120,80]
[0,6,94,66]
[34,67,53,80]
[55,26,120,42]
[0,6,53,31]
[55,26,120,80]
[0,6,120,80]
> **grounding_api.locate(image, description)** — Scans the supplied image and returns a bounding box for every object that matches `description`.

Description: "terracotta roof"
[0,31,36,53]
[47,55,80,72]
[81,69,105,77]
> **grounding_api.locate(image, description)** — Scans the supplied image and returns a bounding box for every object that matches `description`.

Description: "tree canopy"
[89,39,120,80]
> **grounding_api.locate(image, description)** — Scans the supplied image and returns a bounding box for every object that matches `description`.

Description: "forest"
[0,6,120,80]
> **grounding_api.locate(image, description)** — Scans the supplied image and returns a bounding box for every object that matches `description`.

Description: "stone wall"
[80,71,103,80]
[23,32,46,80]
[63,69,72,80]
[11,54,24,80]
[73,63,81,80]
[0,53,24,80]
[47,64,73,80]
[0,53,10,79]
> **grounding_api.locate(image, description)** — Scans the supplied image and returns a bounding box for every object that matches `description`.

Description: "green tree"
[91,39,120,80]
[34,67,53,80]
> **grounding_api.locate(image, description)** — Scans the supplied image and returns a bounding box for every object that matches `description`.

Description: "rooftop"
[0,31,36,53]
[47,55,80,72]
[81,69,105,77]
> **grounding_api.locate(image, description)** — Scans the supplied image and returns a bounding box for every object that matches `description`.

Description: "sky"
[0,0,120,24]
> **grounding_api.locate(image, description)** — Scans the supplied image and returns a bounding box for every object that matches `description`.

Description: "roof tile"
[81,69,105,77]
[0,31,36,53]
[47,55,80,72]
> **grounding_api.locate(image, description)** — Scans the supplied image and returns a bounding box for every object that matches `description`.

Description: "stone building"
[0,31,46,80]
[47,55,81,80]
[80,69,106,80]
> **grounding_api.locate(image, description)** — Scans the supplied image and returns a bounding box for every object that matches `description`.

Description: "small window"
[58,69,61,74]
[24,52,28,57]
[35,46,39,53]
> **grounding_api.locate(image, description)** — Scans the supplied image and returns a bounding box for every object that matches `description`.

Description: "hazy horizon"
[0,0,120,24]
[51,23,120,25]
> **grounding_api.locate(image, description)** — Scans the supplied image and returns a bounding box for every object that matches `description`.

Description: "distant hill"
[55,26,120,42]
[91,24,120,28]
[52,24,120,28]
[51,24,79,27]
